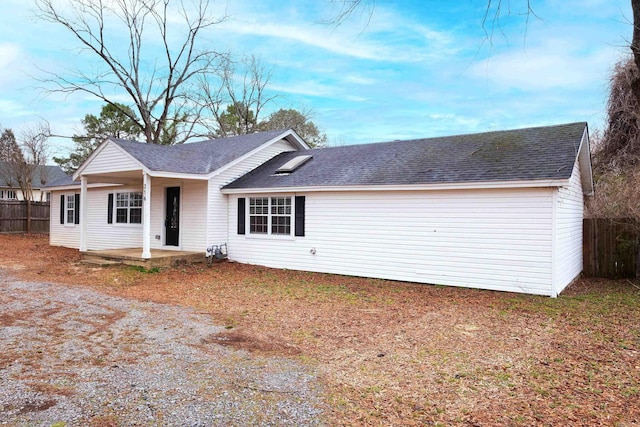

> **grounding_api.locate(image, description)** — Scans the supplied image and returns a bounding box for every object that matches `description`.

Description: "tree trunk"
[26,198,31,234]
[631,0,640,103]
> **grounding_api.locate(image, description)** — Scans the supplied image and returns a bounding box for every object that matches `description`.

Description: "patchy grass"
[127,265,162,274]
[2,234,640,426]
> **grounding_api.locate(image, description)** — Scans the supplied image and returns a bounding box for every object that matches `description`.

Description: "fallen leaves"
[2,234,640,426]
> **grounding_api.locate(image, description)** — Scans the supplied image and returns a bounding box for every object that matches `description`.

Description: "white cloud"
[0,43,26,89]
[342,74,377,85]
[426,113,483,130]
[0,98,32,119]
[216,3,456,64]
[0,43,20,68]
[468,39,619,91]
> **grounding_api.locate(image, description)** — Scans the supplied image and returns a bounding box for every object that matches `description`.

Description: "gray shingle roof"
[0,163,67,188]
[223,122,587,190]
[110,129,290,174]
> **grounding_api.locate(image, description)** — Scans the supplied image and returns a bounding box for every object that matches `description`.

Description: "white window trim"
[64,194,76,227]
[115,191,143,225]
[246,195,295,239]
[0,189,17,200]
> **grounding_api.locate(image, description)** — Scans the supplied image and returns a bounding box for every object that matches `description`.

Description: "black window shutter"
[237,198,246,235]
[295,196,305,237]
[60,195,65,224]
[74,194,80,224]
[107,193,114,224]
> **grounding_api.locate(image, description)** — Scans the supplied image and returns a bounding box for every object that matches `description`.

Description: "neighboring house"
[0,163,67,202]
[47,123,593,297]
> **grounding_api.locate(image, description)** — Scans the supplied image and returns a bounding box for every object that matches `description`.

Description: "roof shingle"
[111,129,290,174]
[223,122,587,190]
[0,163,67,188]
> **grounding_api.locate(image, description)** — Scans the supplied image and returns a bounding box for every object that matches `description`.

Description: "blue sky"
[0,0,633,159]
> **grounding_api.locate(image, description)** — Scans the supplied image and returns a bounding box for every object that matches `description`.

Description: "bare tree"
[587,56,640,219]
[0,122,50,232]
[198,55,277,137]
[326,0,536,33]
[594,57,640,173]
[630,0,640,105]
[586,57,640,278]
[33,0,226,144]
[323,0,375,26]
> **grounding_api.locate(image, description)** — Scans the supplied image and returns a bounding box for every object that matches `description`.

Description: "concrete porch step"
[80,258,123,267]
[80,249,205,269]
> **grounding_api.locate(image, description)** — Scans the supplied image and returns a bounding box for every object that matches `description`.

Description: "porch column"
[79,176,87,252]
[142,172,151,259]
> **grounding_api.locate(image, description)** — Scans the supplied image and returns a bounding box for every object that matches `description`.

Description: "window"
[249,197,269,234]
[0,190,17,200]
[60,194,79,225]
[248,197,292,235]
[270,197,291,235]
[115,192,142,224]
[66,195,75,224]
[239,196,304,237]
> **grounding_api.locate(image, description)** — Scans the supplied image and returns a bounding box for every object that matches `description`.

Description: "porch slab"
[81,248,205,269]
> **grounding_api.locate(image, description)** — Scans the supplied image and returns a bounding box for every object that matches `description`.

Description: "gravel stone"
[0,273,325,426]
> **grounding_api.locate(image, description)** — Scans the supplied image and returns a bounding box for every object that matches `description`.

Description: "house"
[0,163,67,201]
[47,122,593,297]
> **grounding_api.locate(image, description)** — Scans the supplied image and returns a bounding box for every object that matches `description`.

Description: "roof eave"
[46,182,123,191]
[221,179,570,194]
[577,125,595,196]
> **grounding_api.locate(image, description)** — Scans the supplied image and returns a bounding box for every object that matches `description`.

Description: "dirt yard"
[1,234,639,426]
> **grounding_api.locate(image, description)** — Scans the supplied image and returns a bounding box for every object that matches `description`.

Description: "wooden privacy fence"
[0,201,50,234]
[583,218,638,278]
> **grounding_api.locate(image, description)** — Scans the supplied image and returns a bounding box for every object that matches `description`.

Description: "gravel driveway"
[0,273,325,426]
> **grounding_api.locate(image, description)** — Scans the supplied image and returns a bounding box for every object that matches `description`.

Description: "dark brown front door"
[165,187,180,246]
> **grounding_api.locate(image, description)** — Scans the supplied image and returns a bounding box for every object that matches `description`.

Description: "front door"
[165,187,180,246]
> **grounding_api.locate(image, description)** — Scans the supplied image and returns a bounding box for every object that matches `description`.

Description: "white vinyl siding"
[86,186,142,250]
[553,159,584,295]
[82,142,140,175]
[179,180,208,251]
[207,139,297,246]
[1,188,47,201]
[51,187,143,250]
[147,178,207,251]
[50,191,81,248]
[228,188,557,295]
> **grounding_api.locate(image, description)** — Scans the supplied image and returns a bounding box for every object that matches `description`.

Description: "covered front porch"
[75,162,209,258]
[81,248,205,268]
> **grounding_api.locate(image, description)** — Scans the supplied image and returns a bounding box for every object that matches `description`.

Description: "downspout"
[550,190,558,298]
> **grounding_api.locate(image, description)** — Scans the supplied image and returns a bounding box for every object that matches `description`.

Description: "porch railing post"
[80,176,87,252]
[142,172,151,259]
